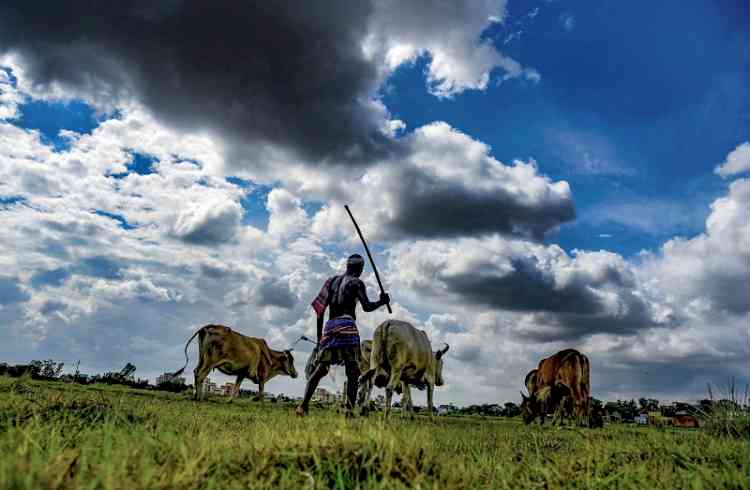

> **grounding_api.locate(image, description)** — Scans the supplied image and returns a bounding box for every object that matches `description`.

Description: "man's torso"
[328,274,361,320]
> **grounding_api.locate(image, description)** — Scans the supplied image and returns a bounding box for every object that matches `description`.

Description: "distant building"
[156,373,186,385]
[636,413,649,425]
[607,412,623,424]
[204,378,219,394]
[222,383,235,396]
[313,388,335,404]
[673,411,700,428]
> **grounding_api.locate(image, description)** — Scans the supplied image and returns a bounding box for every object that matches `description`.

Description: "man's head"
[346,254,365,276]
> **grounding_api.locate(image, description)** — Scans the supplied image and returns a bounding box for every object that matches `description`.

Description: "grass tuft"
[702,379,750,439]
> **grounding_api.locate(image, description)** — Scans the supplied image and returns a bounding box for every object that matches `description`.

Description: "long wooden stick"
[344,205,392,314]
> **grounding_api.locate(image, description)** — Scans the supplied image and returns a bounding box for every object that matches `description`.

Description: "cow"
[354,339,376,413]
[171,324,298,400]
[359,320,449,418]
[520,349,590,426]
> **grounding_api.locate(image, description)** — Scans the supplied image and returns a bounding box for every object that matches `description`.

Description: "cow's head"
[433,343,450,386]
[520,369,540,424]
[282,350,298,378]
[520,392,539,424]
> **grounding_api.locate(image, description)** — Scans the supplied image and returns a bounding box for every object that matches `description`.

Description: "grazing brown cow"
[520,349,590,426]
[171,324,298,400]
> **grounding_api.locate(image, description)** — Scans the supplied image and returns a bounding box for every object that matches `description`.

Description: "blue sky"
[382,1,750,257]
[2,1,750,405]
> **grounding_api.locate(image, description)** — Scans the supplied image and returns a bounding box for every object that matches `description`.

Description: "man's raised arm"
[357,281,390,312]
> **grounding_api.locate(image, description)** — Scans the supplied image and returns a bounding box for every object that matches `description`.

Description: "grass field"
[1,376,749,489]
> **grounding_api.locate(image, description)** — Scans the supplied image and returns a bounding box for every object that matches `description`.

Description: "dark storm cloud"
[0,1,393,167]
[1,1,576,242]
[393,241,674,342]
[444,257,667,341]
[447,257,603,314]
[254,278,296,309]
[386,167,576,240]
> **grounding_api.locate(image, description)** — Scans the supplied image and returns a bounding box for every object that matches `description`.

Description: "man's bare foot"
[295,405,307,417]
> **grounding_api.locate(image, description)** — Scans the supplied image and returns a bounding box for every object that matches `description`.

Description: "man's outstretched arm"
[357,281,390,312]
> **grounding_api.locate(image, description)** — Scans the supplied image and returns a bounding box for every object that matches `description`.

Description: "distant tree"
[35,359,64,380]
[625,399,638,420]
[503,402,520,417]
[637,398,659,412]
[590,397,603,410]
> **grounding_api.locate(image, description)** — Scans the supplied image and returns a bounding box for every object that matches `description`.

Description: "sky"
[1,1,749,406]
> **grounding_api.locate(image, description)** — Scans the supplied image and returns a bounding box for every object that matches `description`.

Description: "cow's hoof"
[360,407,369,417]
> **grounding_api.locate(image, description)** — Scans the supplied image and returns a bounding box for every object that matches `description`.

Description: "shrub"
[701,379,750,438]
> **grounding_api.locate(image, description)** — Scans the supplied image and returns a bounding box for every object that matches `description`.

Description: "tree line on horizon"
[2,359,744,419]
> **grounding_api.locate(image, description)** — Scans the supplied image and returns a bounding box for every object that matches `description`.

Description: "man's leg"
[296,362,330,416]
[344,360,361,413]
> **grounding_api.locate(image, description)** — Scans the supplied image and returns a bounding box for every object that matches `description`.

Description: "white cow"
[359,320,449,417]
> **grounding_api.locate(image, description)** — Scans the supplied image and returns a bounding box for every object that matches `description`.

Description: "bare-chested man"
[296,254,390,416]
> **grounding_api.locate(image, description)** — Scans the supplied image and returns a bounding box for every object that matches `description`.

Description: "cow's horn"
[436,343,450,359]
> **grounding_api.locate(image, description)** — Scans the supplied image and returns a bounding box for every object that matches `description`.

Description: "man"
[296,253,390,416]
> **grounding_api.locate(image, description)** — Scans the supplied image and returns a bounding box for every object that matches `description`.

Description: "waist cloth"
[314,316,361,369]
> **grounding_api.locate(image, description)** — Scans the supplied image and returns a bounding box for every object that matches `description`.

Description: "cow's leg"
[383,368,404,419]
[296,362,330,416]
[357,379,373,415]
[384,386,394,418]
[426,383,435,418]
[555,398,566,426]
[193,360,212,401]
[257,379,265,402]
[233,375,244,398]
[401,384,415,420]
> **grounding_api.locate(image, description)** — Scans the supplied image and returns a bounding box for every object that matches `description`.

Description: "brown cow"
[520,349,590,426]
[171,324,298,400]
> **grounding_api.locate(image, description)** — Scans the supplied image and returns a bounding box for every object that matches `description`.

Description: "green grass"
[1,377,749,489]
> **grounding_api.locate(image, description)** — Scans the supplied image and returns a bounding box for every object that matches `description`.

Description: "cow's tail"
[170,327,203,377]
